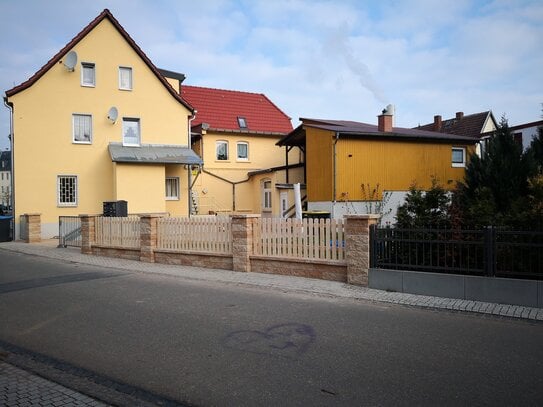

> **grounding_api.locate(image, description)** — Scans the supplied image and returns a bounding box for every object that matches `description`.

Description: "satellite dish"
[63,51,78,71]
[107,107,118,123]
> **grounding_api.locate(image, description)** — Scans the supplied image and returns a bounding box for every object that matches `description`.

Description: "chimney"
[456,111,464,120]
[378,105,394,132]
[433,115,442,131]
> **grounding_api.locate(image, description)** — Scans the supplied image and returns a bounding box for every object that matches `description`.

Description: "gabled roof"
[416,111,496,139]
[5,9,193,112]
[181,85,293,135]
[277,118,479,147]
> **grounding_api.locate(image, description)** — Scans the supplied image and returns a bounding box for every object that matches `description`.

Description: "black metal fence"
[370,226,543,280]
[58,216,82,247]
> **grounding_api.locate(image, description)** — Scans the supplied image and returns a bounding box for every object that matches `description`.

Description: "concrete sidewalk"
[1,240,542,322]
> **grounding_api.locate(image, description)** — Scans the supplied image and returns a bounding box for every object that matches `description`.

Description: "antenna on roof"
[63,51,78,72]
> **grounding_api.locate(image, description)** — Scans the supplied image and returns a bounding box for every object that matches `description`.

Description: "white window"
[81,62,95,87]
[165,177,180,200]
[72,114,92,143]
[57,175,78,207]
[262,180,272,211]
[216,140,228,160]
[452,147,466,167]
[119,66,133,90]
[237,142,248,161]
[123,118,140,146]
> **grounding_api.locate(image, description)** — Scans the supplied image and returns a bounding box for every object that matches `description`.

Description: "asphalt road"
[1,250,542,406]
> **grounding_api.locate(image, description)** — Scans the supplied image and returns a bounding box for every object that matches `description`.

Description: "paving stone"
[0,362,107,407]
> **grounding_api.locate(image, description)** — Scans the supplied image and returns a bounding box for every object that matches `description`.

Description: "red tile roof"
[181,85,293,135]
[5,9,193,112]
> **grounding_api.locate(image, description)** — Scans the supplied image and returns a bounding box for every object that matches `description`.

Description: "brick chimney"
[378,114,393,132]
[378,105,394,132]
[433,115,442,131]
[456,111,464,120]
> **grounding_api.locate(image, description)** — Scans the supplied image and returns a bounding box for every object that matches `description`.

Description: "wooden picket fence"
[254,217,345,261]
[95,216,140,248]
[157,216,232,254]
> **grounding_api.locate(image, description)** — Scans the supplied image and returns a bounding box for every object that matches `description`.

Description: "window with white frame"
[119,66,133,90]
[165,177,180,200]
[262,180,272,211]
[81,62,95,87]
[237,141,248,160]
[57,175,78,207]
[122,118,140,146]
[72,114,92,143]
[452,147,466,167]
[216,140,228,160]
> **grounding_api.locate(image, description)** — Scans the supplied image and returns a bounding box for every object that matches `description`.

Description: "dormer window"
[237,116,247,129]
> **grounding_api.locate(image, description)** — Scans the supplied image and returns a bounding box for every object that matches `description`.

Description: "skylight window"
[237,116,247,129]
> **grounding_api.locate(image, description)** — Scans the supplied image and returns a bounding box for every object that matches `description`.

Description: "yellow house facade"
[176,85,303,216]
[4,9,201,238]
[277,112,478,220]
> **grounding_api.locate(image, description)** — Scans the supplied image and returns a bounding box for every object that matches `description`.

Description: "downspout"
[201,168,252,212]
[3,97,14,240]
[187,111,197,217]
[333,132,340,216]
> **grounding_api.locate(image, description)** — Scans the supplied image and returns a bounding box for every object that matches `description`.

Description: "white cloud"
[1,0,542,151]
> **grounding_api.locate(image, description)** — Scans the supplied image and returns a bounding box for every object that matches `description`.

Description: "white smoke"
[322,27,388,105]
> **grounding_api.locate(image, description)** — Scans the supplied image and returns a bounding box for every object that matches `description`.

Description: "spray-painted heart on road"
[222,323,316,359]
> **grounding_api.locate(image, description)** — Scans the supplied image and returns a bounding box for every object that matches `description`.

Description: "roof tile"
[182,86,293,135]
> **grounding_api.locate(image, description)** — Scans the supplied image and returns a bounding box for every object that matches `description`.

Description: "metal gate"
[58,216,82,247]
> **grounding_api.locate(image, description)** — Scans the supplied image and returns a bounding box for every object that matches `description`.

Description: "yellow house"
[165,84,304,216]
[4,9,201,239]
[277,108,478,220]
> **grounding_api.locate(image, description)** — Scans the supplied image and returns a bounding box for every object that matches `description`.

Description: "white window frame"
[237,141,249,161]
[122,117,141,146]
[216,140,229,161]
[57,175,78,207]
[119,66,133,90]
[72,114,92,144]
[262,180,272,211]
[81,62,95,87]
[452,147,466,168]
[165,177,180,200]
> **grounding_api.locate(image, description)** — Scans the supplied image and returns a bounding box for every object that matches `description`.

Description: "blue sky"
[1,0,542,151]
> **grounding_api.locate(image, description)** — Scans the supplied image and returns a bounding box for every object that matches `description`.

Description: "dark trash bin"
[302,211,331,219]
[0,216,13,242]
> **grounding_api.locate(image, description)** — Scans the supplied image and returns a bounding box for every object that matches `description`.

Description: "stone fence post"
[344,214,380,286]
[80,215,96,254]
[231,214,260,272]
[140,215,160,263]
[21,213,41,243]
